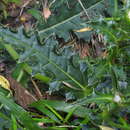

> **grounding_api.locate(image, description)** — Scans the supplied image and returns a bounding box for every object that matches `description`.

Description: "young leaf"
[3,44,19,60]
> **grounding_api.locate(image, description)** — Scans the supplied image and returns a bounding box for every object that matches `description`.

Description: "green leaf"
[11,115,17,130]
[64,107,76,123]
[0,112,11,121]
[74,94,114,106]
[31,100,92,118]
[45,104,64,121]
[34,73,52,83]
[110,65,119,91]
[8,0,21,4]
[11,63,31,86]
[0,27,85,92]
[33,117,55,123]
[31,104,61,123]
[28,9,42,21]
[3,44,19,60]
[0,93,42,130]
[38,0,114,40]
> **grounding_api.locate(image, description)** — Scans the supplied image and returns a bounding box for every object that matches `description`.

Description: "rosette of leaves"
[0,0,114,99]
[0,27,87,99]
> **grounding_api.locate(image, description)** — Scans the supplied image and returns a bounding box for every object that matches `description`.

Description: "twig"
[31,78,43,99]
[56,125,77,128]
[42,0,48,8]
[21,0,33,8]
[62,81,81,90]
[49,0,56,7]
[77,0,91,20]
[20,0,33,16]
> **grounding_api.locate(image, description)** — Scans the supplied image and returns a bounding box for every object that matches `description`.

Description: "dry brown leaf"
[31,79,43,100]
[101,50,108,58]
[42,7,51,19]
[73,33,106,59]
[74,43,90,59]
[80,44,90,58]
[7,76,37,109]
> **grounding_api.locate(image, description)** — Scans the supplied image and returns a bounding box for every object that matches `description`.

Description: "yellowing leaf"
[0,75,10,91]
[74,27,92,32]
[99,125,114,130]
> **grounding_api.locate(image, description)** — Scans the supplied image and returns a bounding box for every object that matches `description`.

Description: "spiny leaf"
[0,27,85,92]
[38,0,114,41]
